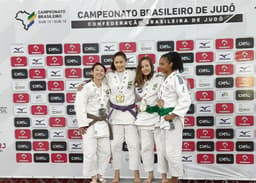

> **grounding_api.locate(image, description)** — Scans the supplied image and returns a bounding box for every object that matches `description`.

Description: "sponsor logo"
[157,41,174,52]
[29,69,46,79]
[11,45,26,55]
[236,103,254,113]
[196,129,214,139]
[186,104,195,114]
[176,40,194,51]
[138,41,155,52]
[197,154,214,164]
[14,105,29,115]
[67,116,78,128]
[48,81,64,91]
[180,53,194,63]
[82,43,99,53]
[12,69,28,79]
[216,39,233,49]
[215,77,234,88]
[46,56,63,66]
[83,55,100,66]
[69,142,83,152]
[216,141,234,152]
[49,105,65,116]
[46,44,63,54]
[30,93,47,104]
[235,90,254,100]
[15,10,36,30]
[16,141,31,151]
[32,129,49,139]
[196,91,214,101]
[66,93,76,103]
[12,81,28,91]
[101,42,118,53]
[184,116,195,127]
[14,117,30,127]
[47,68,63,79]
[236,63,254,75]
[196,65,214,75]
[15,129,31,139]
[34,153,49,162]
[216,103,234,114]
[64,43,80,54]
[50,129,66,139]
[30,81,46,91]
[236,129,253,139]
[182,141,195,152]
[48,93,65,103]
[182,129,195,139]
[119,42,136,53]
[182,155,193,163]
[16,153,32,163]
[216,52,233,62]
[182,65,194,75]
[13,93,29,103]
[11,56,27,67]
[28,44,44,54]
[67,105,76,115]
[235,116,254,126]
[69,153,83,163]
[216,129,234,139]
[29,56,44,67]
[236,37,254,49]
[31,105,47,115]
[196,52,213,63]
[101,55,113,66]
[236,154,254,164]
[196,78,213,88]
[215,90,233,100]
[197,104,213,113]
[236,77,254,88]
[215,64,234,75]
[51,141,67,151]
[68,129,82,139]
[216,154,234,164]
[49,117,66,127]
[33,141,49,151]
[215,116,232,127]
[138,54,156,64]
[196,116,214,126]
[0,106,7,114]
[83,68,92,78]
[65,68,82,78]
[197,141,214,151]
[236,141,254,151]
[31,117,47,127]
[64,56,81,66]
[196,40,213,50]
[51,153,67,163]
[186,78,194,89]
[235,50,254,61]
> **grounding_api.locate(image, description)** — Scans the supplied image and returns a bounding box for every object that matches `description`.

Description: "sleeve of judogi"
[171,75,191,117]
[74,84,90,128]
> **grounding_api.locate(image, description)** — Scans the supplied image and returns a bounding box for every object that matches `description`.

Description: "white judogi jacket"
[158,71,191,128]
[74,80,110,137]
[135,73,164,129]
[106,69,136,125]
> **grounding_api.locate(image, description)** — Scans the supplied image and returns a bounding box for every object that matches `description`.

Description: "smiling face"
[141,59,152,77]
[114,55,126,72]
[159,57,173,75]
[92,65,105,80]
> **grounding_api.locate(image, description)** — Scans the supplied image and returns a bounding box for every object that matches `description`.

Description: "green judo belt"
[145,105,174,116]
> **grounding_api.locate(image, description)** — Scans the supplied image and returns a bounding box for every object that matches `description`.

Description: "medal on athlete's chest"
[116,94,125,103]
[139,99,147,112]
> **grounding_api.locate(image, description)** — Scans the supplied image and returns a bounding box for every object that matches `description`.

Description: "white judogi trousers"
[159,119,184,177]
[82,127,111,177]
[140,128,168,174]
[111,124,140,170]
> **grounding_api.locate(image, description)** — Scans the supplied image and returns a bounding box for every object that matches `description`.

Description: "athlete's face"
[159,57,172,75]
[92,65,105,80]
[114,56,126,72]
[141,59,152,76]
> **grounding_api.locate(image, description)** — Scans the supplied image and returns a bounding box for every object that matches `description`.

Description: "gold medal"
[116,94,125,103]
[139,100,147,112]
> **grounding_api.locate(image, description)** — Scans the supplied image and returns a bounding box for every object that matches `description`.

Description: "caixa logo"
[69,154,83,163]
[215,77,234,88]
[12,69,28,79]
[180,53,194,63]
[51,141,67,151]
[64,56,81,66]
[216,154,234,164]
[46,44,62,54]
[235,90,254,100]
[216,129,234,139]
[16,141,31,151]
[236,141,254,151]
[197,141,214,151]
[196,65,214,75]
[157,41,174,52]
[235,37,254,49]
[182,129,195,139]
[196,116,214,126]
[82,43,99,54]
[34,153,49,162]
[32,129,49,139]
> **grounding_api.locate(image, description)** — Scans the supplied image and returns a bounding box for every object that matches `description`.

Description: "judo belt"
[158,107,175,117]
[108,102,137,119]
[145,105,159,114]
[87,113,113,140]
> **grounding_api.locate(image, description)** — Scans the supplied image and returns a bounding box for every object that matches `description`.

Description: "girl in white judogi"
[157,51,191,183]
[134,56,166,183]
[75,63,111,183]
[106,52,141,183]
